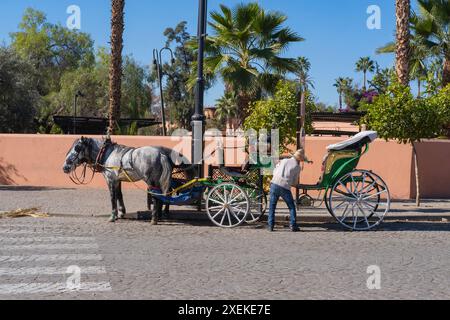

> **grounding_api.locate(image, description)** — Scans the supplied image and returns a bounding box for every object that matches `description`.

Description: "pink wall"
[0,134,448,199]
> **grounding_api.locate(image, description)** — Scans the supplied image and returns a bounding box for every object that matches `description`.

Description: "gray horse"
[63,137,194,224]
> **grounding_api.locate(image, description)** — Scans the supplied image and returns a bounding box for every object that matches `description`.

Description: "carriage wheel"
[206,183,250,228]
[327,170,390,231]
[246,188,267,223]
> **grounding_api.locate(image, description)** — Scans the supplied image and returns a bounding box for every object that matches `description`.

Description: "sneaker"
[290,225,300,232]
[268,226,274,232]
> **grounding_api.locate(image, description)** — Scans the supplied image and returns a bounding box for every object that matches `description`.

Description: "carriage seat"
[326,131,378,152]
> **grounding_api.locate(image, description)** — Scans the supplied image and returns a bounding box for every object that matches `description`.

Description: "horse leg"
[117,182,126,219]
[108,181,119,223]
[151,198,163,226]
[163,204,170,219]
[147,189,153,211]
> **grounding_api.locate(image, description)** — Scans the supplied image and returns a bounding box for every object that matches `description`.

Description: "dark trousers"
[268,184,298,227]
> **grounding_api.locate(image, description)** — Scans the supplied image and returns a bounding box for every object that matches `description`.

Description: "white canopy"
[327,131,378,152]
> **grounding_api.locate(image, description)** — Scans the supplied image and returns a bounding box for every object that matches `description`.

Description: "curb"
[127,211,450,223]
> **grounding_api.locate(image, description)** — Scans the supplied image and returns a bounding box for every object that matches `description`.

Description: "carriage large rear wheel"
[326,170,390,231]
[206,183,250,228]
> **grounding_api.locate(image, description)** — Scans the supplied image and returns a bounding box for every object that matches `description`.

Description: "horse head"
[63,137,93,174]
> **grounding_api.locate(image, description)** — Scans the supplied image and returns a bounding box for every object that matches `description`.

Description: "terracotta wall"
[0,134,449,199]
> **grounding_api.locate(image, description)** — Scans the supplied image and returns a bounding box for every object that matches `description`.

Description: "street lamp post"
[153,47,175,136]
[192,0,208,178]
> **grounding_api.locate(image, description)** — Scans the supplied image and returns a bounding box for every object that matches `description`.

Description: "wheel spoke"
[220,209,227,225]
[209,198,225,206]
[363,189,388,201]
[212,207,225,220]
[226,209,232,226]
[338,203,351,223]
[357,203,371,228]
[339,181,357,198]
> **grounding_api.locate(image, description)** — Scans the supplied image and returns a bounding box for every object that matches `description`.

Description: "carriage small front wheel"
[206,183,250,228]
[326,170,390,231]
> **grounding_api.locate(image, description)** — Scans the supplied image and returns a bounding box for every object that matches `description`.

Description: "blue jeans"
[268,184,298,228]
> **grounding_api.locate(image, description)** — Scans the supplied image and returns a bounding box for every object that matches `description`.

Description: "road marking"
[0,237,96,243]
[2,243,99,250]
[0,231,69,235]
[0,282,112,295]
[0,266,107,276]
[0,254,103,263]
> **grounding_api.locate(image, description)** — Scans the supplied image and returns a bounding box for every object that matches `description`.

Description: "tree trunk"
[395,0,411,86]
[363,72,367,92]
[412,142,421,207]
[417,78,422,98]
[443,56,450,88]
[339,92,343,110]
[107,0,125,136]
[237,91,252,124]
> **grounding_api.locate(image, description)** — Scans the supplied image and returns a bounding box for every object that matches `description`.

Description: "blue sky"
[0,0,401,107]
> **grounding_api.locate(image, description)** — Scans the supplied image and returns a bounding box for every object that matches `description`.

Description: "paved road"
[0,216,449,300]
[0,187,449,300]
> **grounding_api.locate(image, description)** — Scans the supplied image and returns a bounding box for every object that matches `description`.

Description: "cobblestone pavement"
[0,187,449,300]
[0,216,449,300]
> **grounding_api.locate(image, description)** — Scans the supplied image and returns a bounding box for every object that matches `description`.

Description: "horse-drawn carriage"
[148,131,390,231]
[63,131,390,231]
[297,131,390,231]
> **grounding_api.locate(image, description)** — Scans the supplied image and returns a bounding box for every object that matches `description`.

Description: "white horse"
[63,137,193,223]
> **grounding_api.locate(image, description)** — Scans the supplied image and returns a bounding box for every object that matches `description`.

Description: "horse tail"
[159,154,172,194]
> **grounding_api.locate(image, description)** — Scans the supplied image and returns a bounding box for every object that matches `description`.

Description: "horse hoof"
[118,213,126,219]
[150,220,158,226]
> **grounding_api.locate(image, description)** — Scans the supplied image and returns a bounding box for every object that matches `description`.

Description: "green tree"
[215,92,238,130]
[412,0,450,86]
[333,77,353,110]
[121,56,152,120]
[0,47,39,133]
[369,66,396,94]
[294,56,314,93]
[363,80,444,206]
[160,21,196,130]
[355,57,375,91]
[10,8,95,95]
[191,3,303,120]
[244,81,314,152]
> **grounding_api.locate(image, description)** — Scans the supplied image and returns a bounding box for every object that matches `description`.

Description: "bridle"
[68,139,109,185]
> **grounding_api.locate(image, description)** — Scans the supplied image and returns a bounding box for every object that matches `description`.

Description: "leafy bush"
[244,81,314,152]
[362,80,448,206]
[363,81,442,144]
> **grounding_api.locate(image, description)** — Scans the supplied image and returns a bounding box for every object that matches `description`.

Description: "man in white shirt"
[268,149,306,232]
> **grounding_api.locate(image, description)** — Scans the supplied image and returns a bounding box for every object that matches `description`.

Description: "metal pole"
[154,49,167,136]
[192,0,207,178]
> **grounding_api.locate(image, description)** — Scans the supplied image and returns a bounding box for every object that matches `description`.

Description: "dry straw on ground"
[0,208,50,219]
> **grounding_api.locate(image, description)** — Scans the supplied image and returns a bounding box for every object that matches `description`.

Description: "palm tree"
[107,0,125,136]
[191,3,303,120]
[395,0,411,86]
[378,35,430,97]
[295,56,315,93]
[333,77,352,111]
[412,0,450,86]
[215,92,238,130]
[355,57,375,91]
